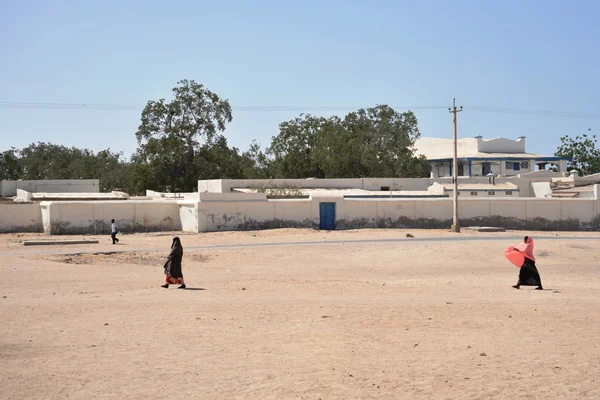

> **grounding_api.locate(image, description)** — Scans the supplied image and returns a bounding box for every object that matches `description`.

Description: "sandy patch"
[1,229,599,399]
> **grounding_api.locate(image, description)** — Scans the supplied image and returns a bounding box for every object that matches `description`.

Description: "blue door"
[319,202,336,230]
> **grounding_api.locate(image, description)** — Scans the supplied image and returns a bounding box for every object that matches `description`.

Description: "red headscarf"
[516,236,535,261]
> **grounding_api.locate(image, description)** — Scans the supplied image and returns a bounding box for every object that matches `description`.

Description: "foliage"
[1,142,133,192]
[0,148,23,180]
[1,81,434,195]
[134,79,233,191]
[555,131,600,176]
[267,105,431,178]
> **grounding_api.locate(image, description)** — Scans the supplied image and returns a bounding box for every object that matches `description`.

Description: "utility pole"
[449,98,463,233]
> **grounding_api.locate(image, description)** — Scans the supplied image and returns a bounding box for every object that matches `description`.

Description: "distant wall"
[200,178,436,193]
[0,180,99,197]
[146,190,199,201]
[0,203,43,232]
[198,177,564,197]
[196,194,600,232]
[3,185,599,234]
[40,200,182,235]
[198,198,314,231]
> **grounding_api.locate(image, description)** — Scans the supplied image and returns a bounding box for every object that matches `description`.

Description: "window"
[470,192,478,196]
[488,191,495,196]
[505,161,514,170]
[380,186,390,191]
[520,161,529,169]
[506,191,513,195]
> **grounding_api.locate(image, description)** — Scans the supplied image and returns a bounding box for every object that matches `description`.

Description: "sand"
[1,228,599,399]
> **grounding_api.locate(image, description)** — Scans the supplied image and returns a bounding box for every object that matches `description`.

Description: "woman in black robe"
[512,236,543,290]
[161,236,186,289]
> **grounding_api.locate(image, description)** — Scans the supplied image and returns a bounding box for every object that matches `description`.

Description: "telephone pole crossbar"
[449,98,463,233]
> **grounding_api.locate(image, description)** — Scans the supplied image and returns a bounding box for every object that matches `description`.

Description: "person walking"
[512,236,543,290]
[161,236,186,289]
[110,219,119,244]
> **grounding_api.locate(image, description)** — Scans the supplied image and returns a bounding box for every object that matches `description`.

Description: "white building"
[414,136,571,178]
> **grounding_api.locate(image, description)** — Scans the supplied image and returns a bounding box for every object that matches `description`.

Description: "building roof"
[442,183,519,191]
[232,188,445,198]
[550,185,595,198]
[414,136,569,161]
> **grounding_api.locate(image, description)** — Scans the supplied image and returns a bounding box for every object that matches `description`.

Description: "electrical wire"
[0,101,599,119]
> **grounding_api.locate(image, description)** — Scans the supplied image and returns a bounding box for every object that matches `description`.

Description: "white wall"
[179,202,199,232]
[200,176,575,199]
[0,203,43,232]
[194,192,600,231]
[477,137,526,153]
[40,200,182,235]
[0,181,17,197]
[3,185,599,234]
[0,180,99,197]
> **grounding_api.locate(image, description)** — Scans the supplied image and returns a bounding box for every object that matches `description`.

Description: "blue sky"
[1,0,599,158]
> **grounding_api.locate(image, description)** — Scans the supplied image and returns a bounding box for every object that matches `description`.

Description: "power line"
[464,106,600,119]
[0,101,599,119]
[0,102,447,112]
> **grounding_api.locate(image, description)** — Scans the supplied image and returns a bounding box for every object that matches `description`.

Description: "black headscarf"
[171,236,182,252]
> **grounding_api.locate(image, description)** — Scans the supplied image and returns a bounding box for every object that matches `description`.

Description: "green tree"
[267,114,327,178]
[12,142,133,192]
[267,106,430,178]
[555,131,600,176]
[0,148,23,180]
[195,136,251,180]
[241,140,273,179]
[135,79,233,191]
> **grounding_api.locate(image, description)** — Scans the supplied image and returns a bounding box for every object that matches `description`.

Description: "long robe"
[516,237,542,286]
[164,240,183,282]
[518,257,543,286]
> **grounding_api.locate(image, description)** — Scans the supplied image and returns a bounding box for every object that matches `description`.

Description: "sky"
[1,0,599,159]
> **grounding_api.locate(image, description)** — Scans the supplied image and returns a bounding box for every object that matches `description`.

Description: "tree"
[135,79,233,191]
[241,140,273,179]
[267,114,327,178]
[266,105,431,178]
[5,142,134,193]
[333,105,429,178]
[195,136,252,180]
[555,130,600,176]
[0,148,23,180]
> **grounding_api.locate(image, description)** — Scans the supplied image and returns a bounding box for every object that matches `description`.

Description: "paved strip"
[1,235,597,257]
[23,240,100,246]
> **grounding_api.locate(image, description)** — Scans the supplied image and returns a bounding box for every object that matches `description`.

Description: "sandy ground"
[1,228,599,399]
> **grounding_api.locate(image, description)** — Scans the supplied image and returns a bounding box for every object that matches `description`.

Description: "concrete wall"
[198,198,315,231]
[0,203,43,232]
[0,180,99,197]
[2,184,599,234]
[194,193,600,232]
[200,177,562,198]
[179,202,199,233]
[146,190,199,201]
[455,190,516,198]
[201,178,443,193]
[477,137,526,153]
[40,200,182,235]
